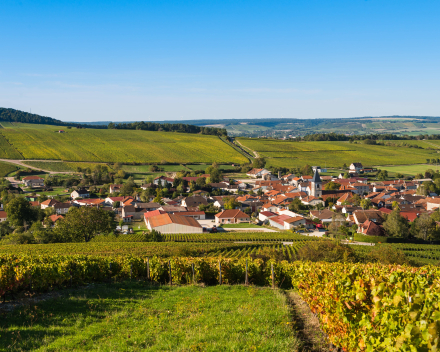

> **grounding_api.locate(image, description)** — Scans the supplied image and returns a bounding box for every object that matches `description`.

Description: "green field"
[0,123,248,164]
[238,138,440,168]
[375,164,438,176]
[122,164,189,173]
[1,282,299,351]
[21,161,113,172]
[0,161,19,177]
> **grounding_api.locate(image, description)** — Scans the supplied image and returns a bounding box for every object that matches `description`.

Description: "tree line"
[107,121,227,136]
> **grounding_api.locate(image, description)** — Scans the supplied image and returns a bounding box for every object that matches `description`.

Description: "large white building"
[145,213,203,234]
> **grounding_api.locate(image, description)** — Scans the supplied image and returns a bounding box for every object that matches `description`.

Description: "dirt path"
[0,159,72,174]
[287,291,338,352]
[235,139,260,158]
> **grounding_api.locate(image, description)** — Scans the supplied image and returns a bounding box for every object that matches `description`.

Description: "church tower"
[310,170,322,197]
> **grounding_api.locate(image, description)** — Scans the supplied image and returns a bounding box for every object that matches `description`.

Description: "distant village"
[6,161,437,240]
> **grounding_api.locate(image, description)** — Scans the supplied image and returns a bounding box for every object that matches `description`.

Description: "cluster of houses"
[14,162,440,236]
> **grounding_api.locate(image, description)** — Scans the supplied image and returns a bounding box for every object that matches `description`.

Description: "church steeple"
[310,170,322,197]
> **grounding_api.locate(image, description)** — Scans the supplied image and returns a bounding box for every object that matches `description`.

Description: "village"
[5,161,438,242]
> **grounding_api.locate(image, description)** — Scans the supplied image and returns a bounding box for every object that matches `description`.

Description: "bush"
[296,240,357,263]
[366,246,413,265]
[354,233,389,243]
[143,229,164,242]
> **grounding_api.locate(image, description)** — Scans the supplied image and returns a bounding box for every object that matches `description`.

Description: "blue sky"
[1,0,439,122]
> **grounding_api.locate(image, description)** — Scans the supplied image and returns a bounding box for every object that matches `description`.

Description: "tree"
[343,172,350,179]
[55,207,114,242]
[149,164,159,172]
[209,168,222,183]
[391,201,400,210]
[324,182,341,191]
[253,158,266,169]
[288,198,304,213]
[5,197,36,227]
[360,198,371,210]
[301,165,313,176]
[377,170,388,181]
[383,209,409,238]
[411,213,440,242]
[144,229,164,242]
[224,197,240,210]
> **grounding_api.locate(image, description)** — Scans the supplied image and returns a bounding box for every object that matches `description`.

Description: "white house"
[349,163,363,173]
[22,176,44,188]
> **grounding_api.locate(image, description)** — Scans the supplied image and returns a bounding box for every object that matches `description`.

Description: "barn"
[145,213,203,234]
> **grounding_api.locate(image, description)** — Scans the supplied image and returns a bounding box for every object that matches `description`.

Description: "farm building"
[283,216,306,230]
[246,168,271,179]
[145,213,203,234]
[22,176,44,188]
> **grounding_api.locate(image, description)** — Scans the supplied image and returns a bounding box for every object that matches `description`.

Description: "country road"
[0,159,73,174]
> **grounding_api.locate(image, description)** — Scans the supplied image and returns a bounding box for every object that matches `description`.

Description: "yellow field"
[0,123,248,164]
[238,138,440,168]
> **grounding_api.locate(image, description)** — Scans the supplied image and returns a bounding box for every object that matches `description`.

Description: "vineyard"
[0,123,248,164]
[237,137,440,168]
[1,254,440,351]
[353,243,440,266]
[91,231,323,243]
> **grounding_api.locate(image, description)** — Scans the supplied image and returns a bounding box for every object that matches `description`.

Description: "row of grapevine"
[1,255,439,351]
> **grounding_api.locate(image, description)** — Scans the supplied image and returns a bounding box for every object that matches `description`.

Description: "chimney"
[278,171,281,179]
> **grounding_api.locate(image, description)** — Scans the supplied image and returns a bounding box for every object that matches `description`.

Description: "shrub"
[296,240,357,263]
[366,246,413,265]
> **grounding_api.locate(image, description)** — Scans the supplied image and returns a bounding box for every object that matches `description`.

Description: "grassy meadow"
[376,164,439,176]
[238,138,440,168]
[0,161,19,177]
[0,123,248,164]
[0,282,300,352]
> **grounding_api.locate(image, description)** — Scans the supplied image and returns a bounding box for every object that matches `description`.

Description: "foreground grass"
[0,282,300,351]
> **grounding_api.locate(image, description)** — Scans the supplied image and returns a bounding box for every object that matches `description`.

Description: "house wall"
[284,219,306,230]
[215,217,249,225]
[268,219,285,230]
[154,223,203,234]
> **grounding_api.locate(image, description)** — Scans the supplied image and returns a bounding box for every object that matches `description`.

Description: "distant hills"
[2,107,440,137]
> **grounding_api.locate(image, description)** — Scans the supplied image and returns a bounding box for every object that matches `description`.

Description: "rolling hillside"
[238,137,440,168]
[0,123,248,164]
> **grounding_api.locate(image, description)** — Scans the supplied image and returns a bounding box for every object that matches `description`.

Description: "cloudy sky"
[1,0,439,122]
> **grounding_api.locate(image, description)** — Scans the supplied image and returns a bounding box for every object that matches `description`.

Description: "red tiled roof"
[148,213,202,228]
[215,209,250,219]
[22,176,44,181]
[49,214,64,222]
[0,211,7,219]
[144,210,166,219]
[41,199,60,206]
[260,211,277,217]
[284,216,305,224]
[269,214,291,225]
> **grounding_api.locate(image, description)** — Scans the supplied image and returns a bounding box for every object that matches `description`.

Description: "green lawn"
[0,282,300,351]
[376,164,438,176]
